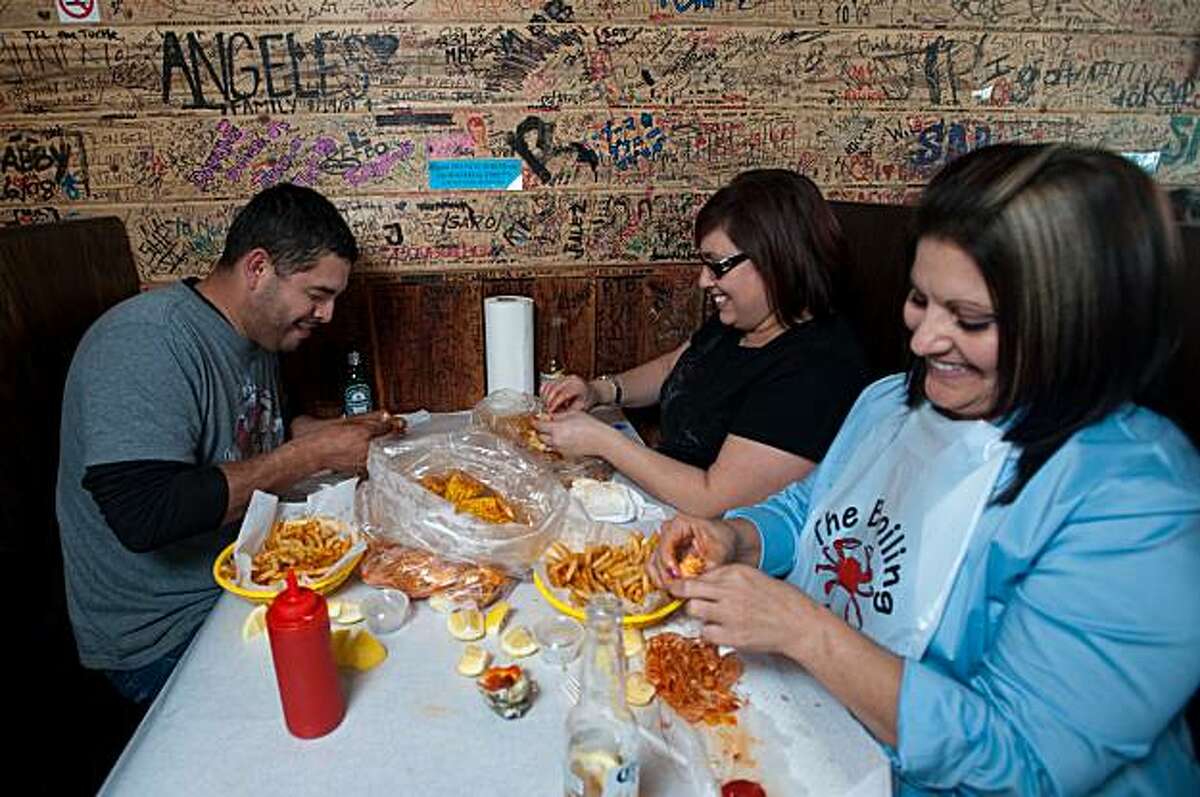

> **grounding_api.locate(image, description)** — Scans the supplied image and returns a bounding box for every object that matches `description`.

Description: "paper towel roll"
[484,295,534,395]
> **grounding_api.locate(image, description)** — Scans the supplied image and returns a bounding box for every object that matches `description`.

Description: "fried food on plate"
[250,516,352,585]
[645,632,742,725]
[545,531,661,608]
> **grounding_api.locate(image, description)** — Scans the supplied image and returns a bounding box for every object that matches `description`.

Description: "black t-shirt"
[656,314,870,469]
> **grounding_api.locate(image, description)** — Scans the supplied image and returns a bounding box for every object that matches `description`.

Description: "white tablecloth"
[100,412,891,796]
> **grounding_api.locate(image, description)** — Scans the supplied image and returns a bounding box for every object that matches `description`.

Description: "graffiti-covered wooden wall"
[1,1,1197,411]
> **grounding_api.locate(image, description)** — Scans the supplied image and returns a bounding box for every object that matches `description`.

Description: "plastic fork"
[561,673,688,767]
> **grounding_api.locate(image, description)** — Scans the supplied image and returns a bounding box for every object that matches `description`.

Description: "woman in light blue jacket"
[650,144,1200,795]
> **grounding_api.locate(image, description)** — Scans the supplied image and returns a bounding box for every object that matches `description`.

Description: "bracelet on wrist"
[594,374,623,406]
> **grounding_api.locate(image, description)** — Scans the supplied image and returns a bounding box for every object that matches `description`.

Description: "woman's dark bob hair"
[694,168,849,326]
[909,143,1185,502]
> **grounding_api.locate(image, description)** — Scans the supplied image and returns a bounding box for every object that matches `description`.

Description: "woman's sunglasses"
[700,252,750,279]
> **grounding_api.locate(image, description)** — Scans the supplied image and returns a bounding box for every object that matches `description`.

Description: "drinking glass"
[535,615,584,670]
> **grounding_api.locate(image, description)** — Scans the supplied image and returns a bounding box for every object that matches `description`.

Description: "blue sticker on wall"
[428,158,524,191]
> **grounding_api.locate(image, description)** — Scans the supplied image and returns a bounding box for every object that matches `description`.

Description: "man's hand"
[301,413,399,472]
[221,413,403,524]
[291,410,405,440]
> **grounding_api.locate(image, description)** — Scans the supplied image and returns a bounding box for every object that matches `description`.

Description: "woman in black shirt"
[538,169,869,517]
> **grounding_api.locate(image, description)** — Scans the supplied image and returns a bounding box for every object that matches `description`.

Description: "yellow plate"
[212,541,363,604]
[532,570,682,628]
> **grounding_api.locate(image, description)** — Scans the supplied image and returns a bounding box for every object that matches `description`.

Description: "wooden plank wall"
[1,0,1196,413]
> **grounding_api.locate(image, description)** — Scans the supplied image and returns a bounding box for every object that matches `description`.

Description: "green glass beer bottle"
[342,350,374,417]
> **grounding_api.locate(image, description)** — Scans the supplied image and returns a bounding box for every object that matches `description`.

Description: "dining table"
[99,411,891,797]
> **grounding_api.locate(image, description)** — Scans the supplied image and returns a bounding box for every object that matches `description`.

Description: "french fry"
[543,531,663,610]
[249,517,351,586]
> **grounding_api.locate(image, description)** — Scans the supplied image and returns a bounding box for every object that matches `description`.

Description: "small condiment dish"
[534,615,584,667]
[361,588,411,636]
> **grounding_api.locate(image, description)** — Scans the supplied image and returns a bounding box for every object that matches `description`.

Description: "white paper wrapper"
[639,622,890,796]
[570,478,644,523]
[230,477,365,594]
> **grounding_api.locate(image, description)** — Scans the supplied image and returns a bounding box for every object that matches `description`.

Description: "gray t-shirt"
[57,281,284,670]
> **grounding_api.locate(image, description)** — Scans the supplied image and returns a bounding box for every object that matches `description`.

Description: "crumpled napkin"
[570,478,665,523]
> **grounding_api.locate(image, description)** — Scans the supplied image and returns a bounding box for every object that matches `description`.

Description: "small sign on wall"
[56,0,100,23]
[428,158,524,191]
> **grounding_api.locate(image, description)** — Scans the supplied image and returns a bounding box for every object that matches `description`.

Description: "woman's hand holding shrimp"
[672,564,817,655]
[647,514,738,586]
[531,410,617,458]
[540,375,596,413]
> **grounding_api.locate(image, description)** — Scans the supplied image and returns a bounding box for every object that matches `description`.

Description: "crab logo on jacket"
[811,498,907,627]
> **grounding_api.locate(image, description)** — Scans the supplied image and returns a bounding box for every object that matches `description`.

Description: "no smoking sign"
[56,0,101,23]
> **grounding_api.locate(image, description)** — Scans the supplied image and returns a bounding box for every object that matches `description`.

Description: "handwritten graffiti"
[658,0,715,11]
[910,118,992,170]
[591,112,667,171]
[184,118,415,194]
[426,131,477,159]
[160,29,398,114]
[322,129,417,186]
[0,129,89,203]
[1164,116,1200,167]
[508,114,600,185]
[563,200,585,259]
[382,221,404,245]
[1110,77,1198,110]
[136,214,228,277]
[483,12,583,94]
[3,206,60,226]
[344,139,416,186]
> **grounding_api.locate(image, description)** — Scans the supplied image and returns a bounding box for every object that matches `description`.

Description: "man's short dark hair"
[217,183,358,276]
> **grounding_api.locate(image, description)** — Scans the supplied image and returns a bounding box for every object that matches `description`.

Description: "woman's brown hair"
[909,143,1185,502]
[694,169,849,326]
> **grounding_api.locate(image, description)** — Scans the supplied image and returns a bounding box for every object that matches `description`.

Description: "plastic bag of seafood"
[360,427,570,577]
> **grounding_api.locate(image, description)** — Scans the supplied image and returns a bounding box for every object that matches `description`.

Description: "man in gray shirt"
[57,184,399,704]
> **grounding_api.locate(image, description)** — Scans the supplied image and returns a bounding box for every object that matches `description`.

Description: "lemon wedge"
[570,748,621,779]
[447,608,485,641]
[330,628,388,671]
[333,601,363,625]
[326,599,343,621]
[625,671,656,706]
[500,625,539,658]
[456,644,491,676]
[241,604,267,641]
[330,628,351,659]
[354,631,388,670]
[485,601,511,636]
[622,627,644,658]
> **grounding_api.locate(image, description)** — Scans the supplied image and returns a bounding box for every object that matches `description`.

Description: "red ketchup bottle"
[266,569,345,738]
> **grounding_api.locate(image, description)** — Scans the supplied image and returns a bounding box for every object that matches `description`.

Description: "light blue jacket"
[729,375,1200,795]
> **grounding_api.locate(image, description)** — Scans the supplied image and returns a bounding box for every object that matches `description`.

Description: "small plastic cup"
[535,615,584,668]
[361,589,411,636]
